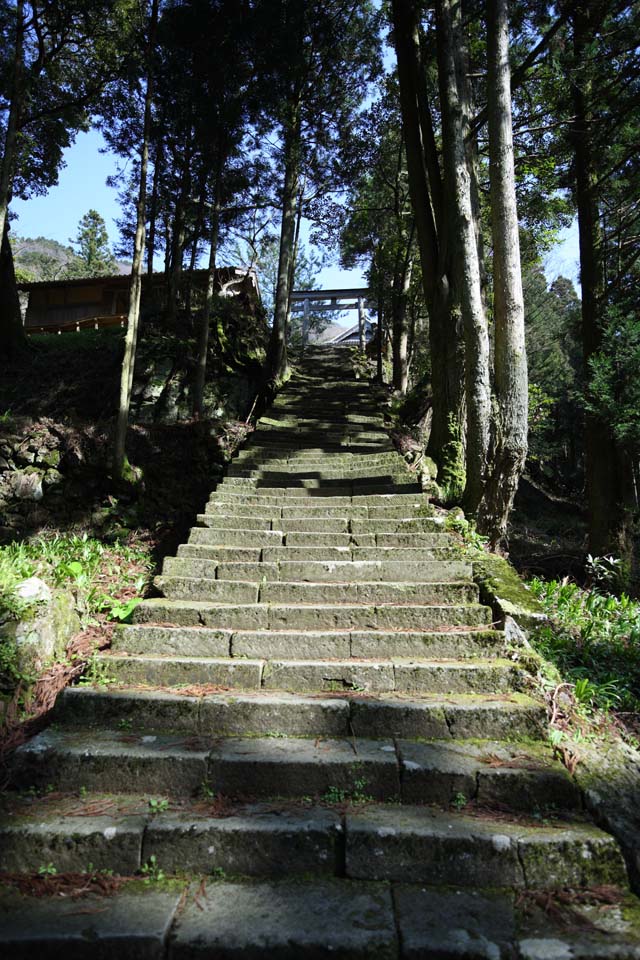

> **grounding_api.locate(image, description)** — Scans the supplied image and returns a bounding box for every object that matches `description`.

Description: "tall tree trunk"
[147,139,162,278]
[166,164,189,326]
[185,173,208,321]
[436,0,491,514]
[390,0,465,476]
[477,0,528,548]
[268,104,301,383]
[375,247,384,382]
[113,0,159,478]
[571,3,628,560]
[392,249,413,395]
[0,220,26,358]
[0,0,24,249]
[193,178,222,419]
[0,0,27,357]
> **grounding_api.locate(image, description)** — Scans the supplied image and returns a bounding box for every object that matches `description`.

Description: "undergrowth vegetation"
[0,533,152,627]
[529,576,640,718]
[0,533,153,700]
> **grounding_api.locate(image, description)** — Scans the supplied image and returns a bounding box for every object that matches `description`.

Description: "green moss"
[473,554,545,632]
[438,415,465,504]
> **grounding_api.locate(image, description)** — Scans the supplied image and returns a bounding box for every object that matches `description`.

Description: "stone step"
[219,473,412,488]
[177,545,263,562]
[204,502,434,521]
[233,453,400,467]
[217,479,422,495]
[209,491,431,506]
[96,653,520,696]
[112,625,503,660]
[133,599,492,630]
[55,687,546,741]
[261,546,459,562]
[226,467,407,481]
[0,799,343,879]
[156,576,478,606]
[195,516,448,538]
[345,804,625,889]
[3,876,639,959]
[188,527,283,547]
[0,741,583,878]
[163,557,471,583]
[197,515,351,533]
[13,732,578,816]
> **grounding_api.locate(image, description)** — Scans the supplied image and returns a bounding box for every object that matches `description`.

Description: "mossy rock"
[473,554,546,634]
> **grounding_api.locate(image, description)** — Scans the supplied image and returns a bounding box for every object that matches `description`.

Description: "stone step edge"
[1,799,612,890]
[55,686,547,743]
[1,876,639,960]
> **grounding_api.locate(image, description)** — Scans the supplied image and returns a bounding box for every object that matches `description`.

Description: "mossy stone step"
[162,558,471,583]
[12,732,577,815]
[112,624,502,661]
[345,804,626,889]
[132,598,492,631]
[156,576,479,606]
[54,687,547,742]
[95,653,521,696]
[3,877,640,959]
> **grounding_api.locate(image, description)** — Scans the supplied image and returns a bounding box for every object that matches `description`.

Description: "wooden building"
[19,268,260,334]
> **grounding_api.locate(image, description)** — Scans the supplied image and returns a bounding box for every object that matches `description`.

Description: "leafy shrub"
[529,577,640,713]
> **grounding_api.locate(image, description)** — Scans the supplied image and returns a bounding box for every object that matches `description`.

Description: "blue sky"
[12,127,579,295]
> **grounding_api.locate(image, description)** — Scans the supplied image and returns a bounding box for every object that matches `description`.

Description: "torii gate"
[290,288,375,350]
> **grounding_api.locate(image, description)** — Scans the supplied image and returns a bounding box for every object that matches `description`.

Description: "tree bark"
[477,0,528,548]
[0,0,27,358]
[571,3,629,560]
[436,0,491,513]
[193,178,222,418]
[113,0,159,477]
[147,138,162,278]
[0,0,24,249]
[0,220,27,358]
[390,0,465,472]
[392,249,413,394]
[268,103,301,383]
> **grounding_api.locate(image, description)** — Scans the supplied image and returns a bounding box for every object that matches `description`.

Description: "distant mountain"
[11,235,131,282]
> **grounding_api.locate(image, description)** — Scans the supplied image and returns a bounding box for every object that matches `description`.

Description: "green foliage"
[587,307,640,452]
[141,855,166,884]
[529,577,640,714]
[66,210,117,278]
[0,534,151,692]
[148,797,169,814]
[322,777,373,805]
[523,268,583,492]
[444,512,488,555]
[438,416,466,505]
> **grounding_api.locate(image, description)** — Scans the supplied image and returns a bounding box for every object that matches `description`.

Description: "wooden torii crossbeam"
[290,288,375,349]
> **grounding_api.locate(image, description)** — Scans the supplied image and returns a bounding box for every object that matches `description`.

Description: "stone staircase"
[1,346,639,957]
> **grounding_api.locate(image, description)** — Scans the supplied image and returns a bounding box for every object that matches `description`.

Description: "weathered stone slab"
[0,814,147,874]
[0,885,184,959]
[198,692,350,737]
[169,879,398,959]
[143,804,341,876]
[206,736,399,800]
[156,577,259,604]
[112,625,231,657]
[100,655,263,689]
[262,659,395,694]
[56,687,202,731]
[394,885,515,959]
[232,630,351,660]
[13,729,210,796]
